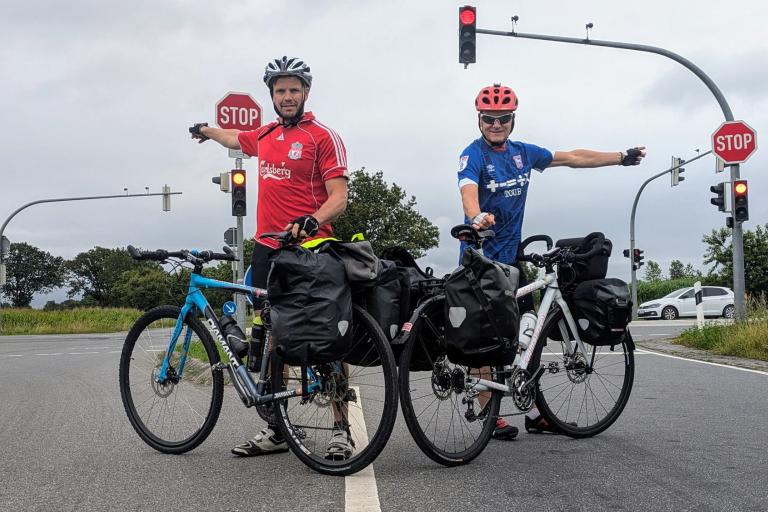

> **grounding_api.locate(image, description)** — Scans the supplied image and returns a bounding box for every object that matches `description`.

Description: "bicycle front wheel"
[527,309,635,438]
[119,305,224,453]
[272,305,398,476]
[399,297,502,466]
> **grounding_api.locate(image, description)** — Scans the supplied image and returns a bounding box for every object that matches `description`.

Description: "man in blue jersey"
[458,83,645,439]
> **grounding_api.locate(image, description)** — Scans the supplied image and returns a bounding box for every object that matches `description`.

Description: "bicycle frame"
[465,268,592,395]
[156,271,317,407]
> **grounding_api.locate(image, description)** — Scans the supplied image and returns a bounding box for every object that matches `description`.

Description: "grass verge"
[674,297,768,361]
[0,307,143,335]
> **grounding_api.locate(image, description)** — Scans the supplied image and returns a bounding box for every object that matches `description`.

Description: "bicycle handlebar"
[517,231,606,267]
[127,245,237,264]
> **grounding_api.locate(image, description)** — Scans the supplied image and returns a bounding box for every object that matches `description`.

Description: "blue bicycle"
[118,239,398,476]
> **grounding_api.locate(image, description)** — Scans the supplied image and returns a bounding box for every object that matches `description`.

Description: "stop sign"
[216,92,262,132]
[711,120,757,164]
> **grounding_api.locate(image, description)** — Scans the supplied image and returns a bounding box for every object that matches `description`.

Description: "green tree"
[333,168,439,258]
[643,260,663,282]
[66,247,157,306]
[669,260,701,280]
[112,267,177,311]
[0,243,65,307]
[703,224,768,295]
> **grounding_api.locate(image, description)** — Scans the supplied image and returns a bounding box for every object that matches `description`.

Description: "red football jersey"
[237,112,348,248]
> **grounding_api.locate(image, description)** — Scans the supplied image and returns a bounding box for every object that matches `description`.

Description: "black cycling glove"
[289,215,320,238]
[189,122,209,142]
[619,147,643,166]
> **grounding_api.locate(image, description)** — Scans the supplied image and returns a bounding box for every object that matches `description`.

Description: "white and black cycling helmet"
[263,56,312,89]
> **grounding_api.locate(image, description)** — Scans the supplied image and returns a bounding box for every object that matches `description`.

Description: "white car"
[637,286,735,320]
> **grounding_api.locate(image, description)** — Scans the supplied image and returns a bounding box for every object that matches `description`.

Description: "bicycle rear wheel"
[398,297,502,466]
[119,305,224,453]
[527,309,634,438]
[272,305,398,476]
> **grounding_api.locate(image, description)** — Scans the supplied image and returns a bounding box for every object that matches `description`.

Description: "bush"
[636,276,720,305]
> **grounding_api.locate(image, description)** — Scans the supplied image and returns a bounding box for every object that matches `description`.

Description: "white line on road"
[646,333,673,337]
[345,386,381,512]
[636,349,768,376]
[3,354,24,357]
[67,352,100,355]
[35,353,63,356]
[108,350,122,354]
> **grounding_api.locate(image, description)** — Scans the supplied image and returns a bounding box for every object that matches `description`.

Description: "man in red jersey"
[190,56,350,458]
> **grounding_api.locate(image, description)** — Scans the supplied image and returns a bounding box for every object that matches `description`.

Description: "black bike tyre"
[398,297,502,466]
[119,305,224,453]
[527,309,634,438]
[272,305,399,476]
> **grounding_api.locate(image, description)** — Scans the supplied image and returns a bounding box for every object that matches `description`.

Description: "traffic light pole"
[234,158,246,330]
[629,151,711,318]
[0,190,182,286]
[476,25,746,317]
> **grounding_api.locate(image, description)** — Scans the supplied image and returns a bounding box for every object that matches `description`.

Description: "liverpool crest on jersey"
[288,141,303,160]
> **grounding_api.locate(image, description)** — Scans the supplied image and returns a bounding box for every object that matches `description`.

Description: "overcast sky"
[1,0,766,306]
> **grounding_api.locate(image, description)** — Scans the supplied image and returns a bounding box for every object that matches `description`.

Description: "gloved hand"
[286,215,320,240]
[189,123,209,143]
[619,146,646,166]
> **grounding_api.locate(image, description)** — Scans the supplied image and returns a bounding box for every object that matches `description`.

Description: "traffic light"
[459,5,476,65]
[622,249,630,258]
[633,248,644,269]
[231,169,246,217]
[733,180,749,222]
[710,182,726,212]
[212,171,230,192]
[671,157,685,187]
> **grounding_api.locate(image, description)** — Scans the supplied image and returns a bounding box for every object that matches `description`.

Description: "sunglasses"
[480,113,514,125]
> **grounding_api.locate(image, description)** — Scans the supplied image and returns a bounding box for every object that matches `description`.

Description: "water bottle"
[518,312,537,350]
[248,323,264,372]
[220,315,248,358]
[513,312,537,367]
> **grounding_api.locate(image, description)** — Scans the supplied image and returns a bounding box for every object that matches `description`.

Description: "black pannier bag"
[346,259,403,367]
[267,246,352,365]
[444,248,520,367]
[571,278,632,345]
[315,239,379,290]
[555,236,612,288]
[380,246,437,326]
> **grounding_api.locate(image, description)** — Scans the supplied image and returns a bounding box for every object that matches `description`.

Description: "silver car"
[637,286,735,320]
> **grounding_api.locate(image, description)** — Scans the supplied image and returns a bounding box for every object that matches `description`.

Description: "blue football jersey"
[457,138,553,264]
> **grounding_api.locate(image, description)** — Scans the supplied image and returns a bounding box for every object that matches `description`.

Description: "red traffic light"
[734,181,748,195]
[460,6,476,25]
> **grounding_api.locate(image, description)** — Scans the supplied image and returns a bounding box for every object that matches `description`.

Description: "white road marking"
[35,353,62,356]
[636,349,768,376]
[646,333,673,337]
[345,386,381,512]
[108,350,122,354]
[67,352,99,355]
[3,354,24,357]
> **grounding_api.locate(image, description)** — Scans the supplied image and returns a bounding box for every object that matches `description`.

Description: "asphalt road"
[1,325,766,512]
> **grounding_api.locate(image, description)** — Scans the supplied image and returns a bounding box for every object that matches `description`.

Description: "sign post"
[711,120,757,318]
[694,281,704,329]
[216,92,262,329]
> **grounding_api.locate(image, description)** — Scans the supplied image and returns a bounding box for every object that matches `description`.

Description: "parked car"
[637,286,735,320]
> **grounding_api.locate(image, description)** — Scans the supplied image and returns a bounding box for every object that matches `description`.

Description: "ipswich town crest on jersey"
[513,154,524,170]
[288,141,303,160]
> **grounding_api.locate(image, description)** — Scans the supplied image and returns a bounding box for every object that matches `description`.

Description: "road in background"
[1,332,765,511]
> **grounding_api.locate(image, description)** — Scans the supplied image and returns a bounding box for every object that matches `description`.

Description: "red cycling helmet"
[475,83,519,111]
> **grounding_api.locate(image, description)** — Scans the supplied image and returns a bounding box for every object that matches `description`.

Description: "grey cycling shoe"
[231,427,288,457]
[325,427,355,461]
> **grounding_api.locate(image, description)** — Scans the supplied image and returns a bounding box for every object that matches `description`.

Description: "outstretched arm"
[550,146,646,168]
[189,123,242,150]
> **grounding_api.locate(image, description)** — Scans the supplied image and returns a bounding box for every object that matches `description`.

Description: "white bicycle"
[397,226,635,466]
